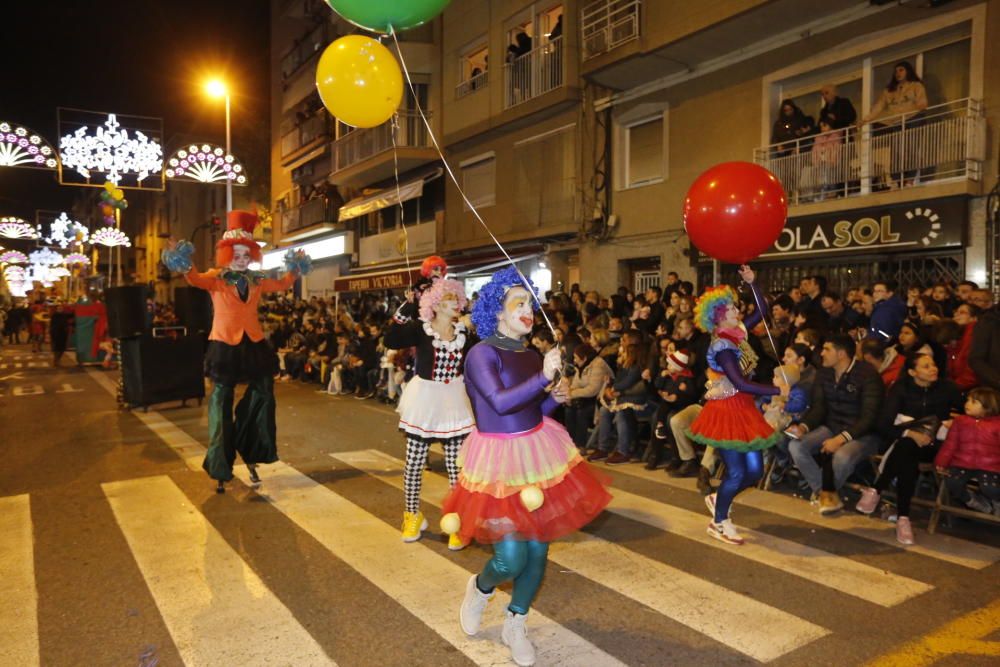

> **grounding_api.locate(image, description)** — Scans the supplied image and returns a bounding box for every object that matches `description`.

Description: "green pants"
[203,376,278,481]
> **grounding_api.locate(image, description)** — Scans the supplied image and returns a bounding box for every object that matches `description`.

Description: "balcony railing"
[456,69,489,99]
[753,98,986,206]
[504,37,564,109]
[278,196,335,235]
[332,111,431,172]
[581,0,640,61]
[281,114,330,157]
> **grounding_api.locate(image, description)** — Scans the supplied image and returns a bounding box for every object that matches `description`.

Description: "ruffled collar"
[485,332,527,351]
[716,326,746,345]
[423,320,466,351]
[220,269,265,286]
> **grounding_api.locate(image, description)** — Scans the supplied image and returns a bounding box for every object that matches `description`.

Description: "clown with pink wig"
[384,275,476,547]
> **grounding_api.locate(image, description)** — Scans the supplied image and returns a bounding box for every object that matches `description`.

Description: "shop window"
[624,114,666,188]
[461,153,496,210]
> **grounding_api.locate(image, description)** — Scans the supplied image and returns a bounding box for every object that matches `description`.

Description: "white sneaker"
[707,519,745,545]
[501,611,536,667]
[459,575,493,636]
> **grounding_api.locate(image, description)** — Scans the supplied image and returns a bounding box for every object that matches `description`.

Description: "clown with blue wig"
[441,267,611,667]
[686,264,789,545]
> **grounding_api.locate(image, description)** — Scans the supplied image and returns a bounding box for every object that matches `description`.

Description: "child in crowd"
[761,364,809,432]
[649,348,699,473]
[935,387,1000,515]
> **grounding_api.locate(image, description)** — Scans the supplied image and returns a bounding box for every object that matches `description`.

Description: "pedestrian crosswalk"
[0,494,40,667]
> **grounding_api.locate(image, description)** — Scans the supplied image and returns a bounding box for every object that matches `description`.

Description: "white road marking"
[102,476,335,666]
[0,495,40,667]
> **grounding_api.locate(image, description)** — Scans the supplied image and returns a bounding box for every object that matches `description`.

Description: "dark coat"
[876,375,963,442]
[802,360,884,439]
[819,96,857,129]
[968,308,1000,390]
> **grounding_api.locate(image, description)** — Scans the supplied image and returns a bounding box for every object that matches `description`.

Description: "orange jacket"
[184,269,296,345]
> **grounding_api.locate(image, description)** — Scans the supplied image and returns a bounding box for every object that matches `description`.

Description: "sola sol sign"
[760,197,965,259]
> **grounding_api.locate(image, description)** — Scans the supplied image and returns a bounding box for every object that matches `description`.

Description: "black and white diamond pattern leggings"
[404,435,464,514]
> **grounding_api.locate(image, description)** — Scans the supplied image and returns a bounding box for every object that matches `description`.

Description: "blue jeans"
[788,426,881,494]
[598,404,653,456]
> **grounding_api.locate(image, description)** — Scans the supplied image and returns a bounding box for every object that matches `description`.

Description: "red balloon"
[683,161,788,264]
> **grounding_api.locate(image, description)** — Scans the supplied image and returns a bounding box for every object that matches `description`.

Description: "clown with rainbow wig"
[440,267,611,667]
[384,275,476,547]
[686,264,789,545]
[161,210,309,493]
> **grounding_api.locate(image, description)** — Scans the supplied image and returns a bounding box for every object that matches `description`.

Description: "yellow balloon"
[315,35,403,129]
[519,486,544,512]
[103,181,115,193]
[440,512,461,535]
[112,189,125,201]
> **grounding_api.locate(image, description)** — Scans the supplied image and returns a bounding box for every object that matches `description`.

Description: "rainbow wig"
[471,266,538,338]
[694,285,738,333]
[419,278,468,323]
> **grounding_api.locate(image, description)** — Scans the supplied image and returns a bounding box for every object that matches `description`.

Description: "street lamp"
[204,78,232,213]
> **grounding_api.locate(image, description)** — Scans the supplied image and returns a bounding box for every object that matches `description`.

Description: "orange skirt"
[686,392,782,452]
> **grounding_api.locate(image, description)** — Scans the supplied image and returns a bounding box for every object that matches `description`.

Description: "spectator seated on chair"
[935,387,1000,516]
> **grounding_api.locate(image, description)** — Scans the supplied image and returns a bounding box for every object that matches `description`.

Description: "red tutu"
[687,392,782,452]
[442,417,612,544]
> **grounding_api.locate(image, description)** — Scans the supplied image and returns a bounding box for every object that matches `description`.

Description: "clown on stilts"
[686,264,789,545]
[440,267,612,667]
[384,263,476,548]
[161,210,311,493]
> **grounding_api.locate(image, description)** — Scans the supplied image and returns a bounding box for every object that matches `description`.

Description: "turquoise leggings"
[476,537,549,615]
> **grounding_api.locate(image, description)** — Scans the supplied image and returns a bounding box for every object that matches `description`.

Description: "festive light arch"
[0,121,58,170]
[0,217,40,239]
[59,113,163,186]
[64,252,91,266]
[42,212,90,248]
[90,227,131,247]
[29,247,64,267]
[0,250,29,264]
[165,143,247,185]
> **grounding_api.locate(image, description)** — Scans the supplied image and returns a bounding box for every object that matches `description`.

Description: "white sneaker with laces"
[459,575,493,636]
[501,611,536,667]
[707,519,745,545]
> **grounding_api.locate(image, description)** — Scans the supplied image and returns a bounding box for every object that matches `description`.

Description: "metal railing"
[278,197,335,235]
[504,37,564,109]
[280,114,329,157]
[753,98,986,206]
[581,0,640,60]
[456,69,489,99]
[332,111,431,172]
[281,22,328,82]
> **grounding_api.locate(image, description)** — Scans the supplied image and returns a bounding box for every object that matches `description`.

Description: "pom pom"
[519,486,544,512]
[440,512,461,535]
[161,240,195,274]
[284,249,312,275]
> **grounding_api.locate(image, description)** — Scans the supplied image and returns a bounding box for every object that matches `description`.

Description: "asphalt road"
[1,344,998,667]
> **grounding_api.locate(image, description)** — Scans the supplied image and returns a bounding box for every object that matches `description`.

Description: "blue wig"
[471,266,539,338]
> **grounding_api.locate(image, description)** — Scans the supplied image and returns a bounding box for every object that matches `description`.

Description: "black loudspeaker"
[106,286,147,338]
[120,334,205,409]
[173,286,214,334]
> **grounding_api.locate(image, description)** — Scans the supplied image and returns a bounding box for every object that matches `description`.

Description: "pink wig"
[419,278,467,322]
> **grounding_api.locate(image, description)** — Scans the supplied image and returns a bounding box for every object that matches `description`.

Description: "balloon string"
[389,112,413,289]
[388,26,557,338]
[748,283,789,387]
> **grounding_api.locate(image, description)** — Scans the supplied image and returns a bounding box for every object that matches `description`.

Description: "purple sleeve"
[744,283,766,330]
[541,394,559,416]
[467,346,550,416]
[717,349,779,397]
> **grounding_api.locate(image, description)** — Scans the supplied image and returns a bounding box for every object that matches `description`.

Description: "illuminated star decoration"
[90,227,131,247]
[0,250,29,264]
[29,247,64,267]
[43,212,90,248]
[59,114,163,185]
[0,121,58,169]
[0,216,40,239]
[166,144,247,185]
[63,252,91,266]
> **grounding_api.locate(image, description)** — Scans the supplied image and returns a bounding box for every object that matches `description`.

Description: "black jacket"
[876,375,963,442]
[968,308,1000,390]
[802,360,884,440]
[819,97,857,129]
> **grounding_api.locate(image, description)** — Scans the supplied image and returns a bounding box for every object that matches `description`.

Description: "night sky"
[0,0,271,221]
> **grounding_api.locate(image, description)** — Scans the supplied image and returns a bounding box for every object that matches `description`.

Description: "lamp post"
[205,79,232,213]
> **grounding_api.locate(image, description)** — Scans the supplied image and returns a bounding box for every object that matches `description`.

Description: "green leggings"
[476,537,549,615]
[204,377,278,481]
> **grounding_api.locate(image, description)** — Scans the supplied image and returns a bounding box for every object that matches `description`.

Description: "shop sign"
[333,267,422,292]
[756,197,966,260]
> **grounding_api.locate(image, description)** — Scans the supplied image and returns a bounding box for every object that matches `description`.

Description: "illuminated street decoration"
[64,252,91,266]
[0,217,40,239]
[3,265,25,282]
[0,121,58,169]
[29,247,64,267]
[166,143,246,185]
[0,250,29,264]
[59,113,163,185]
[90,227,131,247]
[43,212,90,248]
[49,266,71,278]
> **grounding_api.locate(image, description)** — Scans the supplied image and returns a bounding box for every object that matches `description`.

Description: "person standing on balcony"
[771,100,816,157]
[859,61,928,189]
[819,84,857,130]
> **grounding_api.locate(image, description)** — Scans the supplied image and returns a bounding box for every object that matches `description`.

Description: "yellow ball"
[520,486,544,512]
[440,512,461,535]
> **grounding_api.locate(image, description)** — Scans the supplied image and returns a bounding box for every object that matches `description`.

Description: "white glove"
[542,347,562,381]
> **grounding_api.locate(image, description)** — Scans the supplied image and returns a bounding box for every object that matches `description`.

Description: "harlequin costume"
[161,210,308,492]
[442,267,611,667]
[686,282,781,545]
[384,278,476,547]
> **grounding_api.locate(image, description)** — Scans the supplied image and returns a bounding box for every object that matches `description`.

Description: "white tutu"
[397,376,475,439]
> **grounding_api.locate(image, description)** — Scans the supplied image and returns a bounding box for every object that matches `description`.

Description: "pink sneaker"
[856,487,880,515]
[895,516,915,545]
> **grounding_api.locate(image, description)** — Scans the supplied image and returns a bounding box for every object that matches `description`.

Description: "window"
[461,154,496,210]
[624,114,666,188]
[513,124,576,229]
[458,41,489,98]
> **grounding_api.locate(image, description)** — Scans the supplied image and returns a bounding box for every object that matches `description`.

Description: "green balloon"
[325,0,451,33]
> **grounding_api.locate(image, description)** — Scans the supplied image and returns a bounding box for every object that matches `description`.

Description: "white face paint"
[229,244,252,271]
[436,292,459,320]
[497,286,534,338]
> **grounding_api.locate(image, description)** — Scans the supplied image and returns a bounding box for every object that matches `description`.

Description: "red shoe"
[605,451,630,465]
